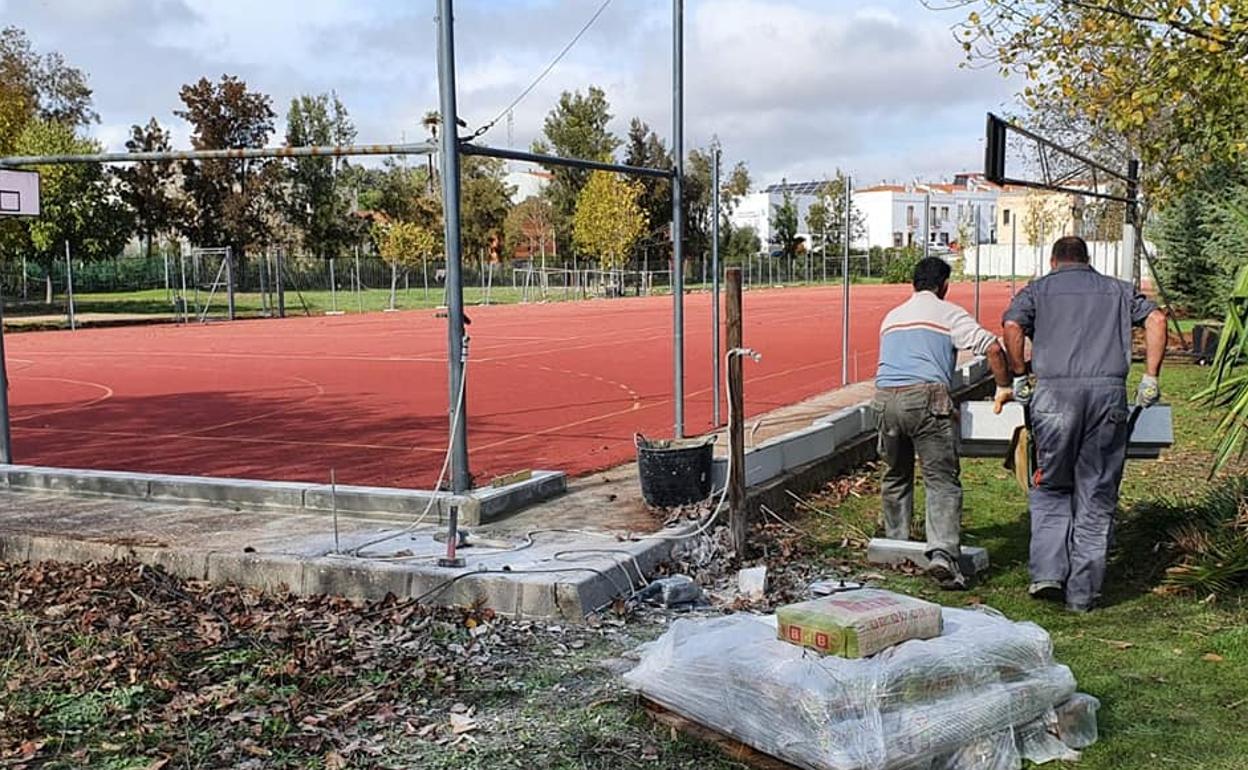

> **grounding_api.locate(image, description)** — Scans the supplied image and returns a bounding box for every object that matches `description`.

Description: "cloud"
[0,0,1016,185]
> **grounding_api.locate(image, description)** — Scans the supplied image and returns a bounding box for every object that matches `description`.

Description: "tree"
[809,172,865,260]
[113,118,180,263]
[623,118,672,236]
[174,75,277,270]
[573,171,647,271]
[0,26,96,153]
[724,224,761,266]
[939,0,1248,198]
[770,183,803,263]
[5,119,133,302]
[534,87,620,249]
[1022,192,1065,253]
[285,92,358,259]
[460,156,514,271]
[373,220,437,308]
[504,196,557,269]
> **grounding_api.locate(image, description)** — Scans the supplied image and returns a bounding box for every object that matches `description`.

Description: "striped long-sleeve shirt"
[875,290,999,389]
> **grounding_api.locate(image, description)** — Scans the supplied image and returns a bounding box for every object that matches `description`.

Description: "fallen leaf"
[1202,653,1225,662]
[449,712,477,735]
[324,751,348,769]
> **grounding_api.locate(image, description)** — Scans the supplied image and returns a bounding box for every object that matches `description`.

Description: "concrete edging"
[0,465,566,525]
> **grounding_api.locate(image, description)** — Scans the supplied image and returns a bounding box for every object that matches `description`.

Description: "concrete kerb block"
[866,538,990,576]
[206,551,305,594]
[2,465,152,499]
[117,544,212,582]
[0,532,32,562]
[26,535,121,565]
[148,475,308,510]
[301,557,414,600]
[303,485,441,517]
[473,471,567,524]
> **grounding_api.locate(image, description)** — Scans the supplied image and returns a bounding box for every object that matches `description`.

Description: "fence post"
[276,249,286,318]
[65,242,76,332]
[0,289,12,463]
[329,257,338,312]
[178,248,189,323]
[225,247,236,321]
[354,245,363,314]
[727,266,747,555]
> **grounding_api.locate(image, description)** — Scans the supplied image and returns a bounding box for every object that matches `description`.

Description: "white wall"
[963,239,1152,280]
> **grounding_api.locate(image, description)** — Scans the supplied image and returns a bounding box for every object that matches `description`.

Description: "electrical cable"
[464,0,615,142]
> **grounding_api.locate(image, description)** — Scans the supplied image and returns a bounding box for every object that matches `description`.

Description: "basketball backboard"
[0,169,40,217]
[984,113,1134,204]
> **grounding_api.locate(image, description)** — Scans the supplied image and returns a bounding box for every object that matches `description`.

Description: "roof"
[762,180,827,195]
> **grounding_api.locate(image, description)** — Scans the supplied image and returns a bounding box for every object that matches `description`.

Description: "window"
[893,232,904,247]
[939,232,950,246]
[906,205,915,226]
[957,204,964,221]
[1003,209,1011,225]
[930,206,938,224]
[940,206,949,220]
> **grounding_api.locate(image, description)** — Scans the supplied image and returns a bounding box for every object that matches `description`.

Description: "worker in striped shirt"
[873,257,1012,589]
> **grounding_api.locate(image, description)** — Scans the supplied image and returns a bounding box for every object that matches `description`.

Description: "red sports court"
[5,283,1013,488]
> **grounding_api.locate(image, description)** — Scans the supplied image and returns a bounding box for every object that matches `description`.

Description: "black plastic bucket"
[635,433,715,508]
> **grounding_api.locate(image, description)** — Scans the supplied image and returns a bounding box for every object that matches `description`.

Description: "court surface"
[4,283,1014,488]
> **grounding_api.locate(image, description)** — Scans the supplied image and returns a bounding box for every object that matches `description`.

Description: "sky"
[0,0,1019,188]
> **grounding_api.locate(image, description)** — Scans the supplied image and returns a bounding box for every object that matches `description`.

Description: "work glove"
[1136,374,1161,408]
[1012,374,1034,406]
[992,385,1014,414]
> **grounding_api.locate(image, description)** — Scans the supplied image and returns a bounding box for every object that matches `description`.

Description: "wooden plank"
[643,699,800,770]
[726,267,747,555]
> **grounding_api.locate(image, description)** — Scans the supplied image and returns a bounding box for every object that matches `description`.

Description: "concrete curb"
[0,465,567,525]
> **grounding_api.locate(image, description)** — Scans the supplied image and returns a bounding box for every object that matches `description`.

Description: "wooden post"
[726,267,747,555]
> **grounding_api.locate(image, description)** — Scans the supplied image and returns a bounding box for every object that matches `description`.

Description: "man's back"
[1004,264,1154,381]
[876,290,996,388]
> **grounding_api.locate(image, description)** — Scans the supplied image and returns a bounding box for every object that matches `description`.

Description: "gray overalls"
[1003,264,1156,608]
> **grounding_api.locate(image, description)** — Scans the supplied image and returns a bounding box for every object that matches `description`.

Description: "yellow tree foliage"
[940,0,1248,198]
[373,220,437,269]
[572,170,648,270]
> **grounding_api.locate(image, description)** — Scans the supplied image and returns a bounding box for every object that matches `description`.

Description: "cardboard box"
[776,589,943,658]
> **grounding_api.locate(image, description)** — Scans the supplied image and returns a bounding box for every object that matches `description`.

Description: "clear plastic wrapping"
[624,607,1098,770]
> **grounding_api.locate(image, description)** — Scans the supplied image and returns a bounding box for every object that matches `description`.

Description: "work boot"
[926,550,967,590]
[1028,581,1064,602]
[1065,602,1093,615]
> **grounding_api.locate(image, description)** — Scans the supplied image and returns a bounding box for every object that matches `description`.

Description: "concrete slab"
[148,475,309,509]
[866,538,991,576]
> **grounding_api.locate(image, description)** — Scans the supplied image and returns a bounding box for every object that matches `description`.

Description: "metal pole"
[438,0,471,492]
[276,248,286,318]
[1010,217,1017,297]
[224,247,236,321]
[258,248,268,315]
[1123,159,1140,286]
[178,247,188,323]
[329,257,338,311]
[0,289,11,464]
[841,175,852,385]
[355,245,363,313]
[711,147,722,427]
[923,192,930,258]
[974,205,981,321]
[671,0,685,439]
[64,242,76,331]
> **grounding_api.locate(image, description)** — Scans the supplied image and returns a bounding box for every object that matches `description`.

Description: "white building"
[729,180,830,252]
[853,174,1000,250]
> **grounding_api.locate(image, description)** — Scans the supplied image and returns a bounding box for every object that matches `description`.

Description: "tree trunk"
[389,262,398,310]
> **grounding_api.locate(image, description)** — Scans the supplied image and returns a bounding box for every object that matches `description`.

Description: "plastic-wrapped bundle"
[624,607,1097,770]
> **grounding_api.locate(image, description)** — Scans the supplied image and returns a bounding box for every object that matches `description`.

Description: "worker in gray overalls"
[1001,236,1168,613]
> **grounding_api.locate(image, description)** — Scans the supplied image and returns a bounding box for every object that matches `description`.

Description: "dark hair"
[913,256,952,292]
[1052,236,1090,263]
